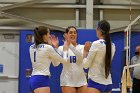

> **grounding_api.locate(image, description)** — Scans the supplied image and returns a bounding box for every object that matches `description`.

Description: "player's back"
[88,39,116,85]
[29,44,52,76]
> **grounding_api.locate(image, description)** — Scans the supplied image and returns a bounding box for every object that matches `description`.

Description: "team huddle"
[29,20,116,93]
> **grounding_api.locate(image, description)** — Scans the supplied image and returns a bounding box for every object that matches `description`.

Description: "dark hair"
[98,20,112,78]
[65,26,77,33]
[135,52,139,55]
[34,26,50,47]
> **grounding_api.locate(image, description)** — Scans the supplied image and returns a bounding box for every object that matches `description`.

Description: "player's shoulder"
[111,42,116,48]
[43,44,53,49]
[58,45,63,48]
[112,42,115,45]
[30,44,35,49]
[77,44,84,47]
[76,44,84,50]
[58,45,63,51]
[92,39,103,46]
[131,56,137,60]
[36,44,54,50]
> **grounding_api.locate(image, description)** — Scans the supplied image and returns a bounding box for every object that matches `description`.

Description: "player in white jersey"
[29,26,68,93]
[83,20,116,93]
[58,26,91,93]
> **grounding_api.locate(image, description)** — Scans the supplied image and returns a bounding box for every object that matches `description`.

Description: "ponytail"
[105,32,112,78]
[98,20,112,78]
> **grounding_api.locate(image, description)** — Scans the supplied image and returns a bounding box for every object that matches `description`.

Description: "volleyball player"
[29,26,69,93]
[83,20,116,93]
[58,26,90,93]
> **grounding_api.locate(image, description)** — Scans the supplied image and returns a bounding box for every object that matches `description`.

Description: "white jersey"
[83,39,116,85]
[58,44,87,87]
[29,44,67,76]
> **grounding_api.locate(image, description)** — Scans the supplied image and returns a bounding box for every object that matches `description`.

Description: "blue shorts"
[88,79,113,92]
[29,75,50,91]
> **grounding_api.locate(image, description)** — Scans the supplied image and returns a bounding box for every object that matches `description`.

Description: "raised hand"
[84,41,91,52]
[50,34,59,48]
[48,36,53,46]
[63,33,71,51]
[83,41,91,57]
[63,33,71,46]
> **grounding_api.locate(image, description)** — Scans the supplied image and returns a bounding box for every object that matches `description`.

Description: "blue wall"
[130,32,140,59]
[111,32,124,88]
[19,30,33,93]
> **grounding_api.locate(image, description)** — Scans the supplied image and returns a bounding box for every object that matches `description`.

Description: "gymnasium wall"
[0,34,19,93]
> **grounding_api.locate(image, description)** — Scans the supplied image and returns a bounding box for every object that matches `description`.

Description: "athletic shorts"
[88,79,112,92]
[29,75,50,91]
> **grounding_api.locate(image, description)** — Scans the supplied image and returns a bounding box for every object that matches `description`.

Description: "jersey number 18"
[70,56,76,63]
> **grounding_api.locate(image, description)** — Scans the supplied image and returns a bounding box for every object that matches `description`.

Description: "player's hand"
[51,34,59,48]
[48,36,52,46]
[63,33,71,51]
[63,40,68,51]
[83,41,91,58]
[84,41,91,52]
[63,33,71,46]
